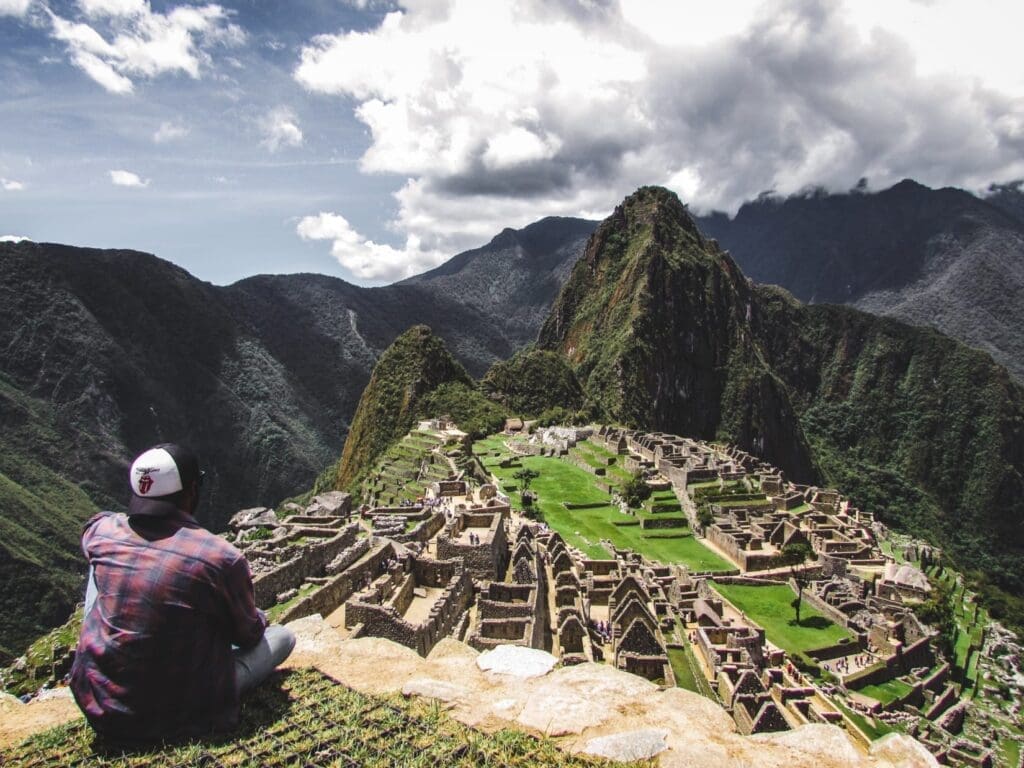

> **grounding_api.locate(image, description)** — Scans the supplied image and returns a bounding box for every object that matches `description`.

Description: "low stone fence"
[364,506,428,521]
[326,538,372,575]
[804,637,863,661]
[392,512,446,544]
[566,452,606,476]
[640,516,687,530]
[711,574,789,586]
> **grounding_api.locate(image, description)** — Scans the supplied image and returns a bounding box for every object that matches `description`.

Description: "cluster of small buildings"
[225,420,1006,764]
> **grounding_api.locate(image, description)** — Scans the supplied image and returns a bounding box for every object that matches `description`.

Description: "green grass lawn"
[475,438,732,571]
[1000,735,1022,768]
[710,582,853,655]
[858,678,914,706]
[833,698,893,742]
[667,647,701,694]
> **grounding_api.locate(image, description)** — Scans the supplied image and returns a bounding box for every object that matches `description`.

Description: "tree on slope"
[778,542,814,625]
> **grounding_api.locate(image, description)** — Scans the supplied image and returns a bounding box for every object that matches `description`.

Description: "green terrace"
[472,435,732,572]
[361,431,450,506]
[856,678,915,707]
[2,669,641,768]
[710,581,854,660]
[927,565,986,693]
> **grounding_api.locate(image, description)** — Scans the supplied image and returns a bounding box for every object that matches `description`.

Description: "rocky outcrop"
[285,615,937,768]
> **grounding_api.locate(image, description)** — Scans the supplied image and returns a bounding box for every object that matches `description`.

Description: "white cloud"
[1,178,25,191]
[109,169,149,187]
[153,121,189,143]
[78,0,146,17]
[48,2,246,94]
[0,0,32,17]
[293,0,1024,283]
[0,235,32,242]
[259,107,303,152]
[296,211,443,281]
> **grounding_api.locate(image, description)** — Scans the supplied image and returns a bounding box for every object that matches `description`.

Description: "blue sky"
[2,0,1023,286]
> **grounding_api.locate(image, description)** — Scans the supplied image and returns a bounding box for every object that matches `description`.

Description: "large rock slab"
[870,732,941,768]
[401,678,471,703]
[305,492,351,517]
[274,621,936,768]
[229,507,278,530]
[476,645,557,679]
[582,728,669,761]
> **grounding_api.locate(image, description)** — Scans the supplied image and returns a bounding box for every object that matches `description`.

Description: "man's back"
[71,510,265,740]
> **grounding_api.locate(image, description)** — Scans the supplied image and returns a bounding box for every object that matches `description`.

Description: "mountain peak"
[334,325,471,490]
[619,186,701,234]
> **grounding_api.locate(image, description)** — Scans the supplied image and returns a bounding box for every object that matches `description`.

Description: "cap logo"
[136,467,158,495]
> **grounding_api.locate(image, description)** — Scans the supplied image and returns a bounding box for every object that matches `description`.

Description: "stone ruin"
[345,553,473,657]
[466,523,550,653]
[436,504,510,581]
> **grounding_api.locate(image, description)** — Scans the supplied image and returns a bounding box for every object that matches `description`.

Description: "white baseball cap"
[128,443,203,517]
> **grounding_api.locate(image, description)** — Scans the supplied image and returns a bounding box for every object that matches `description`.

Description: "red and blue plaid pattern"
[71,510,267,740]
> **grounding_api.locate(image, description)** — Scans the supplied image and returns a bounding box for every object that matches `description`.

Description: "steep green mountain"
[540,187,818,480]
[0,377,101,658]
[541,186,1024,621]
[480,348,585,417]
[696,180,1024,382]
[334,326,475,492]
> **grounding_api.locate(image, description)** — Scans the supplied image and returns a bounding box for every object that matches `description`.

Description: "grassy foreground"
[711,582,853,655]
[2,669,644,768]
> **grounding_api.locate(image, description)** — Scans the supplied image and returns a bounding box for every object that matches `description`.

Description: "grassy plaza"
[473,436,732,571]
[710,581,853,655]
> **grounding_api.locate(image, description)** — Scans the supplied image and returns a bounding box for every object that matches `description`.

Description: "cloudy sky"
[2,0,1023,285]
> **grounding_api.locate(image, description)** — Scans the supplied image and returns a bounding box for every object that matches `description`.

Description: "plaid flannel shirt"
[70,510,266,740]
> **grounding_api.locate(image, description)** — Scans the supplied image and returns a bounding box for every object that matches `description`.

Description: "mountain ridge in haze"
[695,179,1024,381]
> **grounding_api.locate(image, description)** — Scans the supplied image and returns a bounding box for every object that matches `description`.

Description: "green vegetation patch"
[711,582,853,656]
[2,668,640,767]
[833,698,894,742]
[475,438,731,571]
[858,678,914,706]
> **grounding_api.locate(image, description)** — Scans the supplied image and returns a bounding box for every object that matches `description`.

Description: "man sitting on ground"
[71,443,295,741]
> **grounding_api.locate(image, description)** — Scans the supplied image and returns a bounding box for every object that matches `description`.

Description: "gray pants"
[233,624,296,694]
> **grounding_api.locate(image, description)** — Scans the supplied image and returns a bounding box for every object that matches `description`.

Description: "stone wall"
[436,511,509,580]
[277,541,393,624]
[800,583,858,630]
[393,512,446,544]
[252,523,360,609]
[347,556,473,656]
[640,516,688,530]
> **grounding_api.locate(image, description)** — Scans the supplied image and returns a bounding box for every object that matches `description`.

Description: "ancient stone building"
[436,504,510,581]
[345,554,473,657]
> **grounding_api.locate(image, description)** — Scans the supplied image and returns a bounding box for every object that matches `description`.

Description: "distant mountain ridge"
[399,216,596,348]
[695,179,1024,381]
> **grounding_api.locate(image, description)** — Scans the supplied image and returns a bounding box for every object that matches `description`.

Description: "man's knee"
[265,624,296,666]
